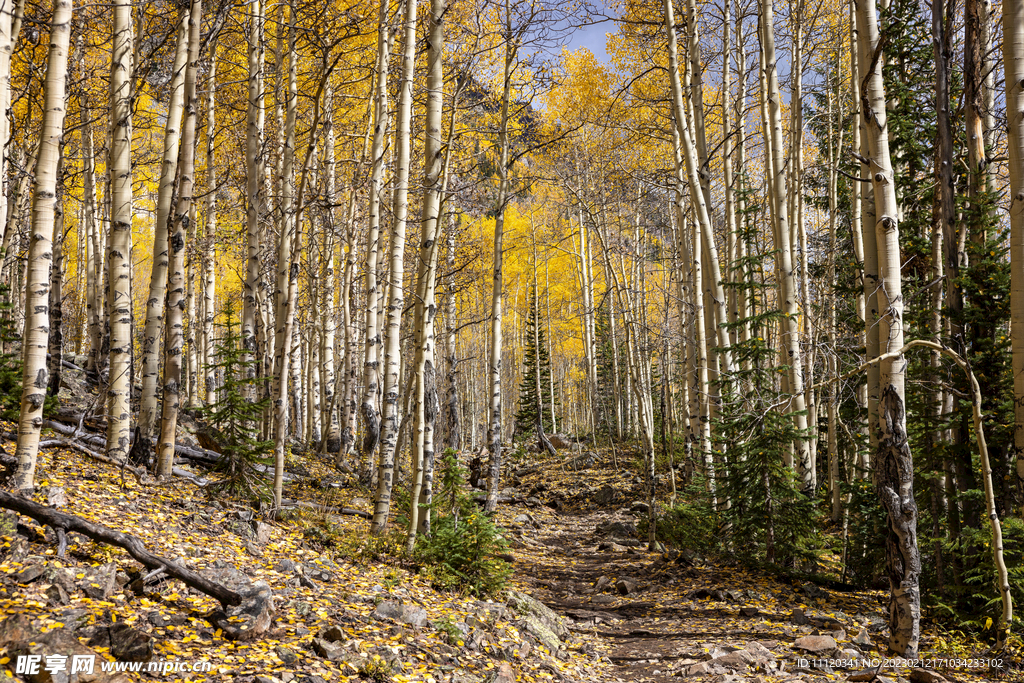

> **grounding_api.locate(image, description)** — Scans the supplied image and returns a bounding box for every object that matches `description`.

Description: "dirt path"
[505,504,800,683]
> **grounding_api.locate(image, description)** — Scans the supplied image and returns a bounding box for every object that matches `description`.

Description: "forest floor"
[0,421,1018,683]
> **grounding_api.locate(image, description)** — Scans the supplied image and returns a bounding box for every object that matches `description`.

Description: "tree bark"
[104,0,133,467]
[156,0,202,477]
[374,0,418,533]
[360,0,393,474]
[12,0,72,493]
[1006,0,1024,498]
[138,6,191,446]
[855,0,921,656]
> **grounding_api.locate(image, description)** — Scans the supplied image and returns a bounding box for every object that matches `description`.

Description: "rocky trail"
[497,469,1013,683]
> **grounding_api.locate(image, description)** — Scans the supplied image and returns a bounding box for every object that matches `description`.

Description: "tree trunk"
[139,6,191,446]
[374,0,418,533]
[12,0,71,492]
[1007,0,1024,497]
[241,0,266,399]
[406,0,446,542]
[156,0,202,477]
[202,40,217,404]
[855,0,921,656]
[104,0,133,465]
[360,0,393,474]
[484,15,516,513]
[46,156,64,398]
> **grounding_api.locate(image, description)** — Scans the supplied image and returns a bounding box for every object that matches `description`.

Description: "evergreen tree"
[514,288,556,442]
[199,302,274,501]
[0,283,21,421]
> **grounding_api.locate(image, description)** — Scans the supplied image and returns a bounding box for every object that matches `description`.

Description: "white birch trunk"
[12,0,71,492]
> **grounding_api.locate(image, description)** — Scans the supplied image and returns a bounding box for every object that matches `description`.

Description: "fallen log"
[0,489,241,606]
[280,498,371,519]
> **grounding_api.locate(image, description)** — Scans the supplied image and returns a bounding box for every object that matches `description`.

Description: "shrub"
[414,450,511,597]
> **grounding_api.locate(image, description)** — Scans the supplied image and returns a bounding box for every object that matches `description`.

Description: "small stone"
[909,669,949,683]
[852,628,873,647]
[45,583,70,606]
[482,661,516,683]
[276,647,299,665]
[791,607,810,625]
[371,600,428,628]
[615,578,637,595]
[740,607,759,617]
[793,635,837,653]
[15,564,45,585]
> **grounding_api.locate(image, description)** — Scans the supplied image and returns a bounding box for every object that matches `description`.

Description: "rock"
[202,560,253,592]
[1,614,134,682]
[848,672,879,682]
[791,607,810,625]
[275,646,299,665]
[598,541,629,552]
[482,662,516,683]
[614,579,637,595]
[311,637,347,662]
[513,514,537,529]
[507,590,569,654]
[591,595,616,605]
[45,583,70,606]
[852,628,873,647]
[253,521,272,545]
[596,520,637,537]
[303,562,335,583]
[800,582,825,599]
[525,496,542,507]
[45,486,67,508]
[630,501,650,514]
[209,581,275,641]
[319,624,347,642]
[79,562,117,599]
[909,669,949,683]
[592,485,622,505]
[739,607,759,617]
[371,600,428,628]
[793,635,837,653]
[689,588,728,601]
[86,623,155,662]
[275,559,298,573]
[594,575,614,592]
[685,661,728,677]
[15,564,46,584]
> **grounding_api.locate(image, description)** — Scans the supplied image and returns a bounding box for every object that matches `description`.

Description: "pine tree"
[514,289,556,442]
[199,302,274,501]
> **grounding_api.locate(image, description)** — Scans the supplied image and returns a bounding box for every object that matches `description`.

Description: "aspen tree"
[13,0,72,492]
[855,0,920,656]
[405,0,446,533]
[320,83,339,454]
[271,0,298,507]
[242,0,267,390]
[202,40,217,404]
[375,0,418,532]
[757,0,810,481]
[156,0,202,477]
[0,0,14,252]
[139,6,191,449]
[105,0,134,463]
[484,0,518,512]
[46,154,64,398]
[1005,0,1024,529]
[360,0,393,472]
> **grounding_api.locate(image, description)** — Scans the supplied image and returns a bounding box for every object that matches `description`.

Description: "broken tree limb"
[0,489,242,607]
[280,498,371,519]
